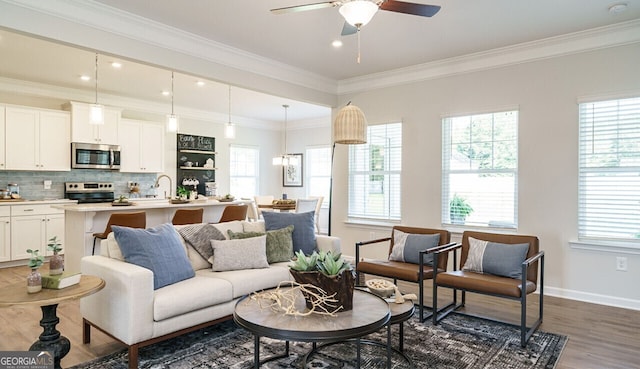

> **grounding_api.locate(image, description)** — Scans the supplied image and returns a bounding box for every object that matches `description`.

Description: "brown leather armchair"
[432,230,544,347]
[355,226,456,322]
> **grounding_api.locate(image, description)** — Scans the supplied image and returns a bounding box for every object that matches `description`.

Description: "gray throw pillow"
[388,229,440,266]
[263,211,316,255]
[209,236,269,272]
[463,237,530,279]
[228,225,295,263]
[113,223,195,290]
[178,223,226,262]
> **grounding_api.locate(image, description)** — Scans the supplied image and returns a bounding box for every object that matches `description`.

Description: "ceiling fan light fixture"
[339,0,379,27]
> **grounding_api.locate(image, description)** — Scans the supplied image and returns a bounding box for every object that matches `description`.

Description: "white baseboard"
[545,286,640,311]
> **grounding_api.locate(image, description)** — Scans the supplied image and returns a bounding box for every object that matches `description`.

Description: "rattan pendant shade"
[333,104,367,144]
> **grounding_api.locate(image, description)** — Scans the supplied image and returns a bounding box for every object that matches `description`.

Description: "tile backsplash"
[0,170,158,200]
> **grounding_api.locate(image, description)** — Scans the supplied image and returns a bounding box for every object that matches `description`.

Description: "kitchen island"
[53,199,247,273]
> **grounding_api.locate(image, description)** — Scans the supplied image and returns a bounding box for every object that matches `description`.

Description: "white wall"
[331,43,640,310]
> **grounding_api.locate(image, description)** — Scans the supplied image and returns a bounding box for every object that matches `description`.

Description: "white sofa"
[80,220,341,369]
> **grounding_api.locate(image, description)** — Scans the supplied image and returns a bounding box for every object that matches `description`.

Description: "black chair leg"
[92,237,97,255]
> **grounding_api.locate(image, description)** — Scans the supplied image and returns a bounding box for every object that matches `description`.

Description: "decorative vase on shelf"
[49,252,64,275]
[27,269,42,294]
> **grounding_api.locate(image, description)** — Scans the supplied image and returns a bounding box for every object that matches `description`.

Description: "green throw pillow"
[228,225,294,263]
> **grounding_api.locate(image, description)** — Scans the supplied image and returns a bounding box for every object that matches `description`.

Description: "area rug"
[69,313,567,369]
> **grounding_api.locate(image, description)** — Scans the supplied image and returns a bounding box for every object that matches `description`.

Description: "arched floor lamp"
[328,102,368,236]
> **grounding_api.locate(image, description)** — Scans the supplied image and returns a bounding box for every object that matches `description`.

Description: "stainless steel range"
[65,182,115,203]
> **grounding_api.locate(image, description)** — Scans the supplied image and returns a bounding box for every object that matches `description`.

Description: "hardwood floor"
[1,265,638,368]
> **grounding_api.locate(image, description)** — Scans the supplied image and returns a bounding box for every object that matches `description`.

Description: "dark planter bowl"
[289,269,355,312]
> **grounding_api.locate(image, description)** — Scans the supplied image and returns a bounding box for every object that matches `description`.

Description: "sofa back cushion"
[262,211,317,255]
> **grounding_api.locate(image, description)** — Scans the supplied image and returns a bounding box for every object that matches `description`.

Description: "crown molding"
[337,19,640,95]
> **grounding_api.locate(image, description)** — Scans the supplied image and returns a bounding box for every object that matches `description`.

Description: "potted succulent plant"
[289,250,355,311]
[176,186,190,200]
[26,248,45,293]
[47,236,64,275]
[449,194,474,224]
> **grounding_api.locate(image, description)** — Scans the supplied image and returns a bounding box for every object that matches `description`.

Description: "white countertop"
[0,199,77,206]
[52,199,243,212]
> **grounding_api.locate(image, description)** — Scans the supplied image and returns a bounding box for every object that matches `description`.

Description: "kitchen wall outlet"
[127,181,139,190]
[616,256,628,272]
[43,180,52,190]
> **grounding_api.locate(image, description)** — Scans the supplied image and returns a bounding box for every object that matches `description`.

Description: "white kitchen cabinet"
[66,101,120,145]
[119,118,164,173]
[0,218,10,262]
[5,106,71,171]
[10,204,65,261]
[0,106,5,170]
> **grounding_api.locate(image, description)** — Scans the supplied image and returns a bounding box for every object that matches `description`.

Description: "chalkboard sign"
[177,134,215,152]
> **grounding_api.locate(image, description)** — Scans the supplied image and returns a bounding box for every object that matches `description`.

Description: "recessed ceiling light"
[111,62,122,68]
[609,3,628,14]
[196,81,205,87]
[80,75,91,81]
[332,40,343,48]
[161,91,170,96]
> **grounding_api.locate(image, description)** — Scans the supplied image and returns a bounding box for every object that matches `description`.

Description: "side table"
[0,275,105,369]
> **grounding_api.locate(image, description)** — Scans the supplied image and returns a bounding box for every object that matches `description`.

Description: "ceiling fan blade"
[379,0,441,17]
[271,1,339,15]
[341,22,358,36]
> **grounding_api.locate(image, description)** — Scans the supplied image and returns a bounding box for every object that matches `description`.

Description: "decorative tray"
[218,198,235,202]
[112,202,133,206]
[170,199,191,204]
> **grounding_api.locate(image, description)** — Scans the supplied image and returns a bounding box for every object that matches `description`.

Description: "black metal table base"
[28,304,70,369]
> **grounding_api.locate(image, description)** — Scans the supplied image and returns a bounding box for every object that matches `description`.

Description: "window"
[305,146,331,207]
[578,97,640,241]
[348,122,402,221]
[442,110,518,228]
[229,145,259,199]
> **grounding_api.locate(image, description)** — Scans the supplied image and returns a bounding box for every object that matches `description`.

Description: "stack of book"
[42,272,81,289]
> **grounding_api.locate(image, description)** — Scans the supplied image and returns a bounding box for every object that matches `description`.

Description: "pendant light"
[225,85,236,139]
[89,53,104,125]
[166,71,179,132]
[272,104,298,166]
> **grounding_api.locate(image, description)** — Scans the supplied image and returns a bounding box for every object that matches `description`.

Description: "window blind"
[348,123,402,221]
[578,96,640,241]
[229,145,259,199]
[442,111,518,228]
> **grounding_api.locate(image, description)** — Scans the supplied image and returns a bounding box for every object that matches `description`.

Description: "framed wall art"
[283,153,303,187]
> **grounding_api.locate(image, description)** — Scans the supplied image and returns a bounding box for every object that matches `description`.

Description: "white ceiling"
[1,0,639,124]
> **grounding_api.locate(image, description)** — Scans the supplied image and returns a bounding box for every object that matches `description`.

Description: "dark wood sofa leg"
[128,344,139,369]
[82,319,91,344]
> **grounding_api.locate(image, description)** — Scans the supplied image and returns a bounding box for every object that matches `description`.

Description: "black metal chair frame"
[356,237,457,322]
[432,243,545,347]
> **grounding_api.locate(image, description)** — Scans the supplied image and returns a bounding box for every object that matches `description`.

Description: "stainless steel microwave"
[71,142,121,170]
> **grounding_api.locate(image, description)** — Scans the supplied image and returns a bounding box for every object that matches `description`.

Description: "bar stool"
[172,208,204,225]
[92,211,146,255]
[217,204,248,223]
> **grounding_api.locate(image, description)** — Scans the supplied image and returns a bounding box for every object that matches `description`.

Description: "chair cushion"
[263,211,317,255]
[388,230,440,266]
[436,270,537,297]
[462,237,529,279]
[228,225,294,264]
[177,223,226,262]
[209,236,269,272]
[357,259,438,282]
[112,223,195,290]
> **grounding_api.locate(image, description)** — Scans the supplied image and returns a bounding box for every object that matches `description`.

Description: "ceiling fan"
[271,0,441,36]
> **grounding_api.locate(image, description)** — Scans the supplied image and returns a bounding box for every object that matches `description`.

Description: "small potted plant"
[176,186,190,200]
[26,249,44,293]
[449,194,474,224]
[289,250,355,311]
[47,236,64,275]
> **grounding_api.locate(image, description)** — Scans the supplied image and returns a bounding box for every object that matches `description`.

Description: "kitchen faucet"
[154,174,173,199]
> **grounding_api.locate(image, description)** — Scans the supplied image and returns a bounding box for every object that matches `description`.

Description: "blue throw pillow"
[463,237,530,279]
[112,223,195,289]
[262,211,317,255]
[388,230,440,266]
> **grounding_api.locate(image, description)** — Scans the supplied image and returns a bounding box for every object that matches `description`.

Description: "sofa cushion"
[209,236,269,272]
[209,265,292,298]
[153,275,233,321]
[389,230,440,266]
[210,221,245,239]
[112,223,195,290]
[177,223,226,262]
[463,237,530,279]
[228,225,294,263]
[263,211,317,255]
[243,221,266,233]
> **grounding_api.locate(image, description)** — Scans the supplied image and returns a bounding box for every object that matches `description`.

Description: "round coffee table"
[0,275,105,369]
[234,287,390,368]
